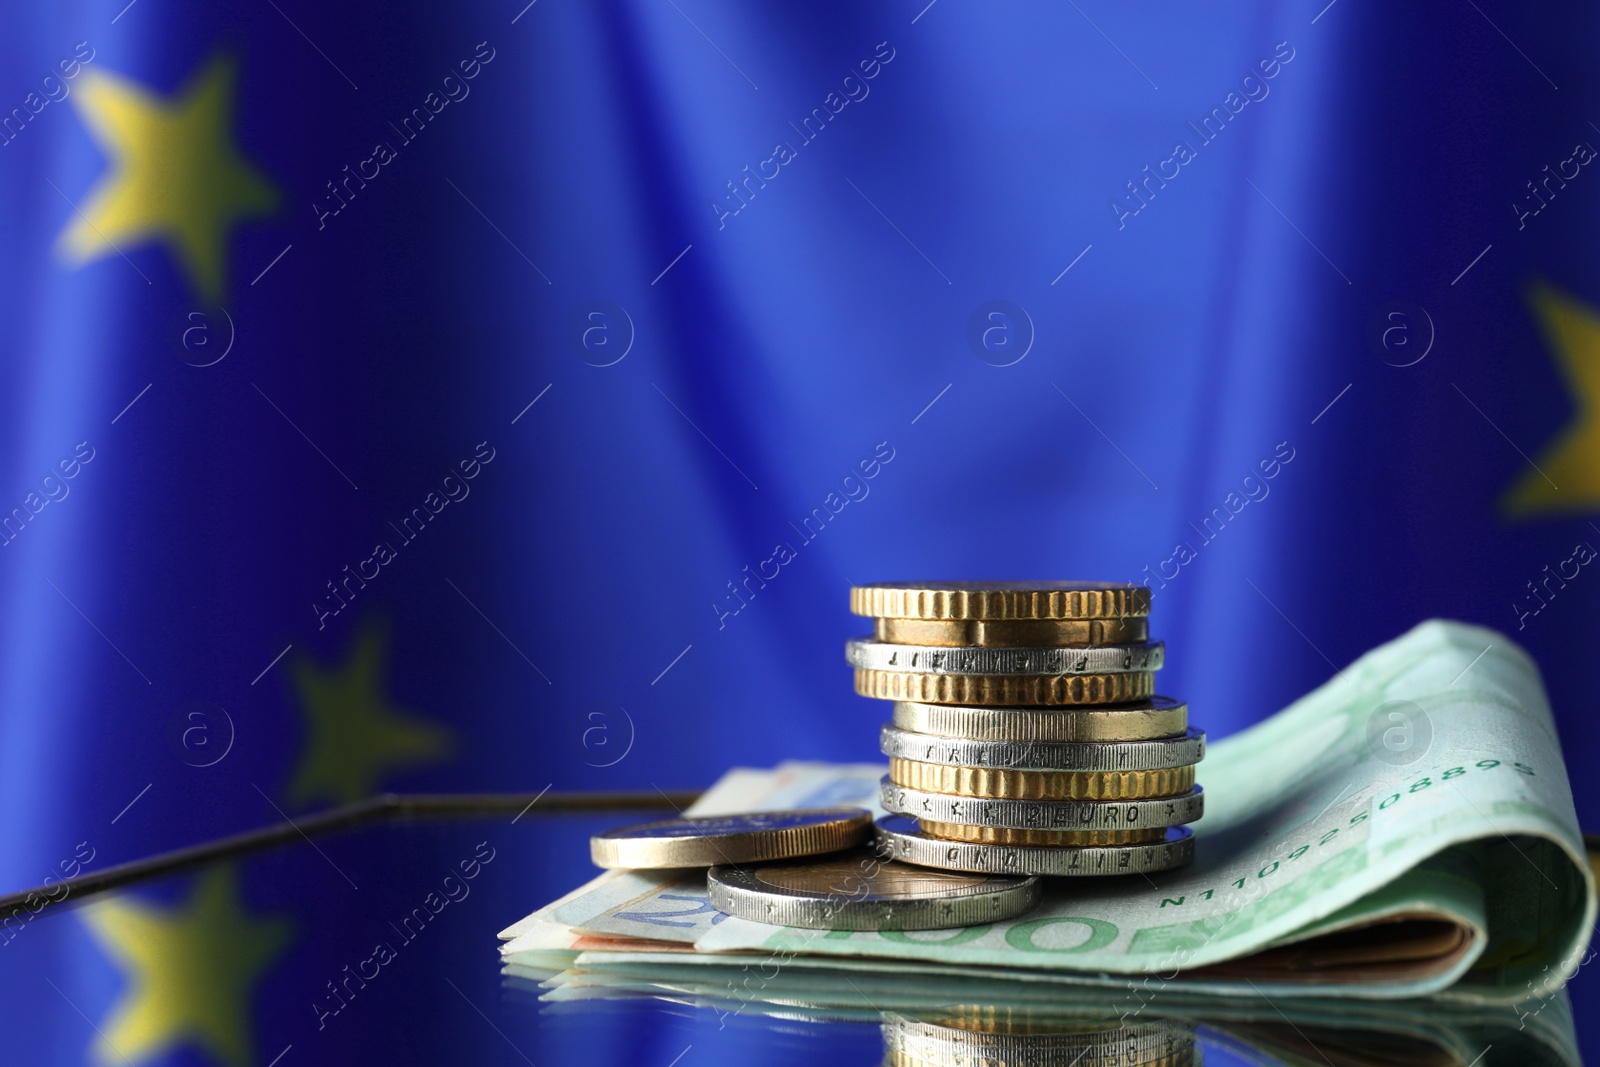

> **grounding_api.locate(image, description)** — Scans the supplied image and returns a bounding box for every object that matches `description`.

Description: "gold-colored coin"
[851,582,1151,621]
[917,821,1166,846]
[874,616,1149,648]
[892,698,1187,743]
[589,809,873,868]
[888,758,1195,800]
[856,669,1155,706]
[930,1004,1177,1034]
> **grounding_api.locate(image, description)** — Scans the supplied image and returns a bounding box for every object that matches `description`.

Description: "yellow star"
[287,623,453,808]
[80,867,291,1067]
[1503,282,1600,518]
[60,56,276,301]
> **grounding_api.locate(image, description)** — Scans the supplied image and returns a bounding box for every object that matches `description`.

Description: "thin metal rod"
[0,789,701,917]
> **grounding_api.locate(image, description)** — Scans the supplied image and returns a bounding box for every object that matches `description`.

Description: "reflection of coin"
[880,725,1204,771]
[590,808,872,869]
[881,780,1204,831]
[884,1045,1195,1067]
[930,1003,1177,1035]
[875,816,1195,876]
[893,698,1187,742]
[857,669,1155,706]
[847,639,1164,676]
[707,850,1041,930]
[876,616,1149,648]
[918,822,1165,846]
[882,1010,1196,1066]
[889,758,1195,800]
[852,582,1151,621]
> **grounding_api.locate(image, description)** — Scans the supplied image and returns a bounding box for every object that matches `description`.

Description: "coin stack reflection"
[881,1010,1197,1067]
[849,582,1204,877]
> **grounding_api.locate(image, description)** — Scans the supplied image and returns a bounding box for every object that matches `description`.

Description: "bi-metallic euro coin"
[891,697,1187,743]
[846,638,1164,676]
[874,616,1149,648]
[706,850,1041,930]
[590,808,872,869]
[878,725,1205,771]
[851,582,1151,621]
[889,758,1196,801]
[857,668,1156,706]
[879,778,1204,832]
[875,815,1196,877]
[918,822,1166,846]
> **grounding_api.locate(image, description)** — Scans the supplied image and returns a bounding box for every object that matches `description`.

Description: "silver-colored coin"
[880,779,1204,831]
[893,697,1187,743]
[846,638,1164,676]
[706,850,1041,930]
[882,1012,1195,1067]
[590,808,872,869]
[874,815,1195,876]
[880,725,1205,771]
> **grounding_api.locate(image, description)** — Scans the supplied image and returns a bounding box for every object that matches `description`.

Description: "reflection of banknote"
[501,621,1595,1004]
[516,962,1582,1067]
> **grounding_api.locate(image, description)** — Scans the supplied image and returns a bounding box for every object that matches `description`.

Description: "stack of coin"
[849,582,1203,877]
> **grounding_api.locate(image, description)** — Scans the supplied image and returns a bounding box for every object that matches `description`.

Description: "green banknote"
[500,620,1595,1004]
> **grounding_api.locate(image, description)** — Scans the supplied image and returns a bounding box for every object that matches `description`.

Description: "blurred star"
[287,624,452,808]
[80,867,291,1067]
[1504,283,1600,518]
[59,56,276,300]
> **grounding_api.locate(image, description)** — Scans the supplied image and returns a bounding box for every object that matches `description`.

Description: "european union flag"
[1,0,1597,1063]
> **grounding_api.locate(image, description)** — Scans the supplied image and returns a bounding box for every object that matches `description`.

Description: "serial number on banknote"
[1158,758,1535,909]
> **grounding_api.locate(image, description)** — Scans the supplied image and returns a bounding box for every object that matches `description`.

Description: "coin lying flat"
[882,1011,1196,1067]
[917,822,1166,846]
[851,582,1152,621]
[889,758,1196,800]
[880,725,1205,771]
[875,815,1196,876]
[880,779,1205,831]
[875,616,1149,648]
[847,638,1164,676]
[590,809,872,869]
[892,698,1187,742]
[857,669,1156,706]
[706,851,1041,930]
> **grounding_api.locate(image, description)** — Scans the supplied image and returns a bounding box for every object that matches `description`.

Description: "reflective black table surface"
[4,803,1591,1066]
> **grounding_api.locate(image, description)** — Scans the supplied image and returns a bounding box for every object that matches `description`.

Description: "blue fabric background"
[0,1,1595,1062]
